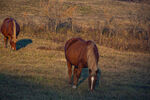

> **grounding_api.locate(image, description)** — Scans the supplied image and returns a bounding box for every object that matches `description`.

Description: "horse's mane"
[12,19,16,43]
[87,41,98,75]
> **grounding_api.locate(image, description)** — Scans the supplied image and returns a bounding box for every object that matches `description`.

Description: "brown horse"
[65,38,99,91]
[1,18,20,50]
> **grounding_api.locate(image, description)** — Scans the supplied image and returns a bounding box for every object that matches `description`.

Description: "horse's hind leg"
[73,64,82,88]
[67,61,72,84]
[4,37,8,48]
[73,66,78,88]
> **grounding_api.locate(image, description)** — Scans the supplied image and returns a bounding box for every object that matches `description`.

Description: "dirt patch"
[37,46,64,51]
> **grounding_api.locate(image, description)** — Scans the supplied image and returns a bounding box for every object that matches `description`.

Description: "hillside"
[0,0,150,52]
[0,33,150,100]
[0,1,150,100]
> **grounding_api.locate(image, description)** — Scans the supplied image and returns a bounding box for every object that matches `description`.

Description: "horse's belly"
[1,25,12,36]
[67,53,87,68]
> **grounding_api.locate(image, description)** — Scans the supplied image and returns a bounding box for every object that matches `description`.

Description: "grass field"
[0,0,150,100]
[0,33,150,100]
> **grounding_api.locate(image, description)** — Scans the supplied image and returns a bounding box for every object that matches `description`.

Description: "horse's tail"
[12,20,17,43]
[87,41,98,75]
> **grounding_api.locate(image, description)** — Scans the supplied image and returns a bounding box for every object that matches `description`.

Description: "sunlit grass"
[0,33,150,100]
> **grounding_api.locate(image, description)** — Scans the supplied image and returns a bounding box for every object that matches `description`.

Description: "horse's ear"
[89,69,92,74]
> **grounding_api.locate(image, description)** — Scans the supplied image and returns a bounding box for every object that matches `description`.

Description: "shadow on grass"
[16,39,32,50]
[0,73,57,100]
[78,68,101,88]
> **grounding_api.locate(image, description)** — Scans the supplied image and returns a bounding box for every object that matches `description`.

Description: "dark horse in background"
[65,38,99,91]
[1,18,20,50]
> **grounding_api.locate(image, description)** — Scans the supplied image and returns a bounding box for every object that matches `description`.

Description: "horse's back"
[65,38,83,51]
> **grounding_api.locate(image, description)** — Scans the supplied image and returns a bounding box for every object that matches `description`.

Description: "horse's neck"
[87,43,98,75]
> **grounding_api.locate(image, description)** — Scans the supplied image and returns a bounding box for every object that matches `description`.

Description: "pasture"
[0,0,150,100]
[0,33,150,100]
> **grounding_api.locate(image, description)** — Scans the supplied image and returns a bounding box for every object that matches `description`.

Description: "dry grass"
[1,0,150,52]
[0,33,150,100]
[0,0,150,99]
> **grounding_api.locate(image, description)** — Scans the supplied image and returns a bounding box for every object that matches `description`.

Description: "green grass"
[0,33,150,100]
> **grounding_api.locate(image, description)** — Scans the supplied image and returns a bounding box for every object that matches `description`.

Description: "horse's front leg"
[4,37,8,48]
[73,64,82,88]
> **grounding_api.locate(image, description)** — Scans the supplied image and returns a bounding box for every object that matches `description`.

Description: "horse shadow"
[78,68,101,88]
[16,39,32,50]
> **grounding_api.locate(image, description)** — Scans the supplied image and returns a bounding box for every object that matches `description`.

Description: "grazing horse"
[1,18,20,50]
[65,38,99,91]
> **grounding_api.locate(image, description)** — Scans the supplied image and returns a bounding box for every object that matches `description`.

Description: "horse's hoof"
[72,85,77,89]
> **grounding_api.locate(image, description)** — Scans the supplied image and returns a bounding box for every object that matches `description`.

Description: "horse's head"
[10,40,16,50]
[88,69,98,91]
